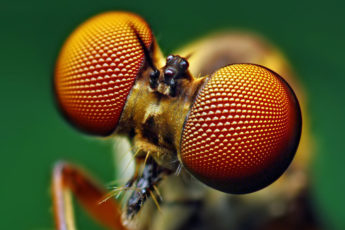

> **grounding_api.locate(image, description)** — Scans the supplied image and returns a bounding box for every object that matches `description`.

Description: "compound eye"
[55,12,153,136]
[180,64,302,194]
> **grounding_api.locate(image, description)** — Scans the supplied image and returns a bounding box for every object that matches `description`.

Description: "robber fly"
[52,11,317,230]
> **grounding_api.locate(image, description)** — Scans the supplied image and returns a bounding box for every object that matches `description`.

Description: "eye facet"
[55,12,153,136]
[180,64,302,194]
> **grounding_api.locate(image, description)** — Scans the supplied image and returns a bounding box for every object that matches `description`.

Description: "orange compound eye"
[55,12,153,136]
[180,64,302,194]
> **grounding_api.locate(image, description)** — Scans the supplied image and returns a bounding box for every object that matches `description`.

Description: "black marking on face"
[142,116,159,145]
[149,69,160,89]
[128,128,136,139]
[163,131,175,150]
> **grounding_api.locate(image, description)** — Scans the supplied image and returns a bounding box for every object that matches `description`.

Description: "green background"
[1,0,344,229]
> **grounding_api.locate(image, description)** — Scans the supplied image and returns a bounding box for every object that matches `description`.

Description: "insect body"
[53,11,302,230]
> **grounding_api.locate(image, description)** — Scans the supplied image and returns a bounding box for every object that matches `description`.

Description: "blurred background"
[1,0,344,229]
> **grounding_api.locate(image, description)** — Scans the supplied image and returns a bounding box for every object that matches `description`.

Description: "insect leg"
[52,161,128,230]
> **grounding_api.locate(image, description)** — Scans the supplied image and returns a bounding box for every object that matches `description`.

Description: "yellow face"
[55,12,302,196]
